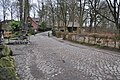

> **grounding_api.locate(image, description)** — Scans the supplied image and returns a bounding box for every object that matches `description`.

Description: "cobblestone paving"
[9,32,120,80]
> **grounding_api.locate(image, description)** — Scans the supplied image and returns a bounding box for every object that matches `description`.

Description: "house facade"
[27,16,39,31]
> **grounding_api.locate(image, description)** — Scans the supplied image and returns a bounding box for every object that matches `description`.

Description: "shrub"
[0,45,13,58]
[11,32,20,38]
[56,31,62,38]
[48,32,50,37]
[10,21,20,32]
[28,28,34,35]
[52,29,56,36]
[40,21,47,31]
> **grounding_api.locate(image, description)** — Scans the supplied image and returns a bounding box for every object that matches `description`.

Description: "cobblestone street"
[9,32,120,80]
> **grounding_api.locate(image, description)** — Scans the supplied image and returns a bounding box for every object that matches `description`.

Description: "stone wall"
[55,31,120,49]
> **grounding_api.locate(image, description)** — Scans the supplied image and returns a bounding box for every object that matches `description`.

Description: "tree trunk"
[118,24,120,49]
[89,17,93,32]
[3,10,6,21]
[11,10,13,20]
[72,21,74,32]
[24,0,29,29]
[63,20,67,40]
[19,0,23,28]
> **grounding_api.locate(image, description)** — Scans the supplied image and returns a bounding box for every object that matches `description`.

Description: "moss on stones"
[1,45,13,57]
[0,45,19,80]
[0,56,14,67]
[0,67,19,80]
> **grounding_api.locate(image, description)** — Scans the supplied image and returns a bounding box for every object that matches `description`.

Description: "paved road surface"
[9,32,120,80]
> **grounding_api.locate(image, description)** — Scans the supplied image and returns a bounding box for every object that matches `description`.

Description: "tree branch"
[89,0,115,23]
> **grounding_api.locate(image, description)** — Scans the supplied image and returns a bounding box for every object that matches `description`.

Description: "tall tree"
[24,0,30,25]
[0,0,10,21]
[8,1,17,20]
[56,0,61,30]
[68,0,76,32]
[89,0,120,34]
[57,0,68,39]
[88,0,103,33]
[76,0,88,33]
[47,0,56,30]
[37,0,45,22]
[18,0,23,27]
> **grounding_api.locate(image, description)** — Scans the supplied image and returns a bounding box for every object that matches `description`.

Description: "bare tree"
[8,1,17,20]
[56,0,61,30]
[76,0,88,33]
[46,0,56,30]
[18,0,23,27]
[57,0,68,39]
[24,0,30,28]
[88,0,104,33]
[36,0,46,22]
[68,0,76,32]
[89,0,120,34]
[0,0,10,21]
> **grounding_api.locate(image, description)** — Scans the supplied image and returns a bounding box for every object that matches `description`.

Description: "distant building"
[54,21,80,33]
[32,18,39,24]
[67,22,79,32]
[27,16,39,31]
[54,21,64,31]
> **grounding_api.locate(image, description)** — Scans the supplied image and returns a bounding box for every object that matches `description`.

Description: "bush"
[48,32,50,37]
[10,21,20,32]
[40,21,47,31]
[28,28,35,35]
[0,45,13,58]
[52,29,56,36]
[56,31,62,38]
[0,67,19,80]
[11,32,21,39]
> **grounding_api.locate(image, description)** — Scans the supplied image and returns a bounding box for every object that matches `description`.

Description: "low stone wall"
[55,31,120,49]
[0,45,19,80]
